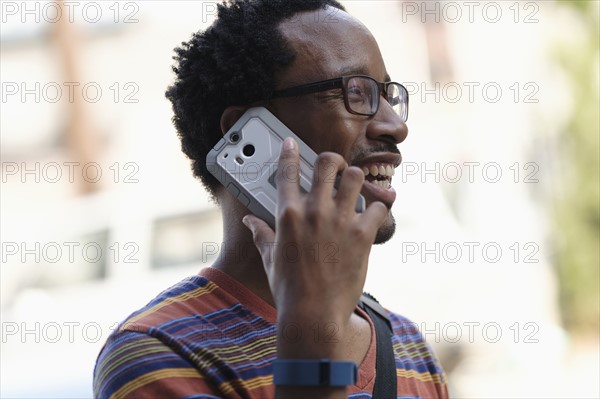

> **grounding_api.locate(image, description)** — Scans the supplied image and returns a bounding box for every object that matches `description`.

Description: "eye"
[348,84,363,95]
[347,83,367,103]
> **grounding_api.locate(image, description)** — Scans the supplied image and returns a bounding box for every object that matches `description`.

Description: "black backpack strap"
[358,292,397,399]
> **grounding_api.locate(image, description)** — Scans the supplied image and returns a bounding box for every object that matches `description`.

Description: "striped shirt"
[93,267,449,398]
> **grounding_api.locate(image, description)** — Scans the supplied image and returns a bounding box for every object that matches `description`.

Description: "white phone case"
[206,107,365,227]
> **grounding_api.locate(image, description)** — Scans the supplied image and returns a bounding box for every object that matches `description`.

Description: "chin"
[374,212,396,244]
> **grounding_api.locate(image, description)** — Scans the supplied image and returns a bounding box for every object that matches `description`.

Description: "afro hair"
[165,0,346,199]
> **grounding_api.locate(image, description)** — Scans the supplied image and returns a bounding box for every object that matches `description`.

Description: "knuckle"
[316,152,335,162]
[277,162,300,184]
[344,166,365,183]
[315,153,343,184]
[317,152,343,167]
[306,203,326,225]
[315,156,332,172]
[374,201,388,216]
[352,225,371,242]
[278,204,301,223]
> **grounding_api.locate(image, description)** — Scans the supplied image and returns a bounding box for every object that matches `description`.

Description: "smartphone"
[206,107,365,228]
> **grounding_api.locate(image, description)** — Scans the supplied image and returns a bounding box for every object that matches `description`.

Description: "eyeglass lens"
[345,76,407,121]
[346,77,378,115]
[387,84,407,121]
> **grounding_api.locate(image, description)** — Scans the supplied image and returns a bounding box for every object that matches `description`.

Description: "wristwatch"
[273,359,358,387]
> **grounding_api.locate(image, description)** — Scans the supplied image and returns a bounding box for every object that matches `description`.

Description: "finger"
[242,214,276,270]
[358,201,389,233]
[276,138,300,206]
[310,152,347,203]
[334,166,365,211]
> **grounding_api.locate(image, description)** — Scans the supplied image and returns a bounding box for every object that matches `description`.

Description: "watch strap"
[273,359,357,386]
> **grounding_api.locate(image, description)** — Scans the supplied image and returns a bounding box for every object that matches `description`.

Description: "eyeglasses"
[271,75,409,122]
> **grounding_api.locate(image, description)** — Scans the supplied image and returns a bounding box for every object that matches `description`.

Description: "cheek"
[318,119,356,156]
[298,114,359,159]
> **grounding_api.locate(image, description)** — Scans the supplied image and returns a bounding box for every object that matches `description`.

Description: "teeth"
[362,163,395,178]
[371,179,391,189]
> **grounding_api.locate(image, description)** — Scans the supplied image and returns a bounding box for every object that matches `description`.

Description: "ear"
[220,106,249,134]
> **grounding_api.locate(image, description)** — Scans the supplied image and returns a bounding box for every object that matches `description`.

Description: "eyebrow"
[334,66,392,82]
[335,65,368,76]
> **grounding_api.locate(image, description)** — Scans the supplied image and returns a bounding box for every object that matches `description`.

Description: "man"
[93,1,449,398]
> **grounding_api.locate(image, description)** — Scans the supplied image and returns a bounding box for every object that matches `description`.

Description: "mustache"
[350,144,401,164]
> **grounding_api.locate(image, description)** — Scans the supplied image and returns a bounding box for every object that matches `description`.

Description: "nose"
[365,96,408,145]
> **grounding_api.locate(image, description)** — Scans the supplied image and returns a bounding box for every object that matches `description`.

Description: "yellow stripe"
[221,345,277,364]
[397,368,444,384]
[207,337,276,363]
[101,339,173,380]
[218,375,273,394]
[393,341,438,362]
[110,368,202,399]
[187,336,276,366]
[393,340,428,353]
[120,282,218,331]
[209,336,275,356]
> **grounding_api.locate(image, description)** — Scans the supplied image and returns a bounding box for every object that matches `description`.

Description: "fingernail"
[283,137,295,151]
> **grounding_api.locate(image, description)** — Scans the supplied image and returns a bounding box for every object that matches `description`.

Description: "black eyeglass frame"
[270,75,409,122]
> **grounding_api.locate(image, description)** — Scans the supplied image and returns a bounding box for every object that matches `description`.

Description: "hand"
[242,137,388,359]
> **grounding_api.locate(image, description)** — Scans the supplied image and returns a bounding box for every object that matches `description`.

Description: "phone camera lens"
[242,144,255,157]
[230,133,240,143]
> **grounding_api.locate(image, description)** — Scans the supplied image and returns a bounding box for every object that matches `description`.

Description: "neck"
[209,192,275,307]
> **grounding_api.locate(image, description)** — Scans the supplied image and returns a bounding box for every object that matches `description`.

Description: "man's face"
[269,7,408,244]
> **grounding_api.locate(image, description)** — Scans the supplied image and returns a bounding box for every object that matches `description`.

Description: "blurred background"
[1,0,598,397]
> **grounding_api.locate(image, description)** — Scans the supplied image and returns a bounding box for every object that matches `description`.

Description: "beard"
[374,212,396,244]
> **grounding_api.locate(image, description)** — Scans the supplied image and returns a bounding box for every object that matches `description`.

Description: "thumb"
[242,214,276,261]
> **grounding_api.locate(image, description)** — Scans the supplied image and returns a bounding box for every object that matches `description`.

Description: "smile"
[361,163,395,189]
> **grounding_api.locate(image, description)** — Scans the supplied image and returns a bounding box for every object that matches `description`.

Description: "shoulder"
[93,276,225,398]
[387,310,443,366]
[93,330,219,398]
[93,273,276,398]
[387,310,449,396]
[119,275,217,330]
[387,311,426,342]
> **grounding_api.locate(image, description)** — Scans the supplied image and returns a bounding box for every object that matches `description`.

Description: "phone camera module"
[242,144,255,157]
[230,133,240,143]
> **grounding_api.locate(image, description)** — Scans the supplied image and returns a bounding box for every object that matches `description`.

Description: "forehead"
[277,7,387,85]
